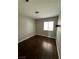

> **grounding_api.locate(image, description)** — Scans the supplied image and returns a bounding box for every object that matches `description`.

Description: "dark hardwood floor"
[18,35,58,59]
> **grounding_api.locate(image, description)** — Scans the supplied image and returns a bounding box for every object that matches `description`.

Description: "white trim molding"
[36,34,56,39]
[18,34,35,43]
[18,34,56,43]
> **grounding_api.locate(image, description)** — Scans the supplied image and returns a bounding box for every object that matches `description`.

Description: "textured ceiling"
[18,0,61,19]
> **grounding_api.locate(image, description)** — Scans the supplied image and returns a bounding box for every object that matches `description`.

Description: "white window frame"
[43,21,54,31]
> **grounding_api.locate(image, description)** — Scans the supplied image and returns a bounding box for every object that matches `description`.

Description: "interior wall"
[18,15,36,43]
[56,15,61,59]
[35,17,58,38]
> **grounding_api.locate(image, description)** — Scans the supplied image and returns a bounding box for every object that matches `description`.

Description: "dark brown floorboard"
[18,35,58,59]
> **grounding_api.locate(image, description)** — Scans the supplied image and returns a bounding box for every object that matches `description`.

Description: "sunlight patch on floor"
[42,41,53,51]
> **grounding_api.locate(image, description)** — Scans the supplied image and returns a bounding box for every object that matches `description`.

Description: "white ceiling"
[18,0,61,19]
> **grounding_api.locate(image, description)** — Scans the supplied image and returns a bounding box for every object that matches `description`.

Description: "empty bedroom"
[18,0,61,59]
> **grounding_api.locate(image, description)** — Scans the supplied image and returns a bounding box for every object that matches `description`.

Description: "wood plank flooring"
[18,35,58,59]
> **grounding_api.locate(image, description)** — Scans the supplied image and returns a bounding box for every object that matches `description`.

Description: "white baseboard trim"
[18,34,56,43]
[36,34,56,39]
[18,34,35,43]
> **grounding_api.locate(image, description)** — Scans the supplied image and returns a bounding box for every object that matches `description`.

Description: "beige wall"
[18,15,36,43]
[36,17,58,38]
[56,15,61,59]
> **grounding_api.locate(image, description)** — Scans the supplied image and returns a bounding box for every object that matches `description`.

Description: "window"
[44,21,54,31]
